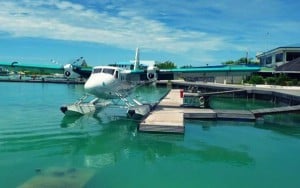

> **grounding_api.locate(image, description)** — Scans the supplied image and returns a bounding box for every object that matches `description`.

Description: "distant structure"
[256,45,300,68]
[171,65,260,84]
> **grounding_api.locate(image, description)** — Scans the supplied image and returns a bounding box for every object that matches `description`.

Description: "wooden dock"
[139,89,300,134]
[139,89,184,133]
[251,105,300,117]
[183,109,256,121]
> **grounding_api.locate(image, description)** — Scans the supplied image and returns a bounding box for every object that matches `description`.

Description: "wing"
[121,65,261,82]
[0,61,64,74]
[0,60,93,79]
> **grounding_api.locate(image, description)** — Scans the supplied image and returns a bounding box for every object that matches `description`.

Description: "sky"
[0,0,300,67]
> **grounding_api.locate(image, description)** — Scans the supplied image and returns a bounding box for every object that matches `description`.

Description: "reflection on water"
[60,115,84,128]
[134,133,254,166]
[262,113,300,127]
[197,144,254,166]
[61,114,253,170]
[85,153,116,168]
[255,120,300,138]
[1,82,300,187]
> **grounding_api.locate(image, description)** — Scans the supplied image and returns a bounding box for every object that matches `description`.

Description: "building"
[256,46,300,67]
[172,65,261,84]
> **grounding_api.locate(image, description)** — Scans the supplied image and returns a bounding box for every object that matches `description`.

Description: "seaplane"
[60,48,162,119]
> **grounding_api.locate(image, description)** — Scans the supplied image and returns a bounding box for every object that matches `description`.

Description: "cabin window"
[93,68,102,73]
[286,52,300,61]
[275,53,283,62]
[115,70,119,79]
[266,56,272,64]
[103,68,115,75]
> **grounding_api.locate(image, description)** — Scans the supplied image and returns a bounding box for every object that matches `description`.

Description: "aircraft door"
[115,70,119,79]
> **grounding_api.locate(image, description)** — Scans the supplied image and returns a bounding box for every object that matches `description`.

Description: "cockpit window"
[103,68,115,75]
[93,68,102,73]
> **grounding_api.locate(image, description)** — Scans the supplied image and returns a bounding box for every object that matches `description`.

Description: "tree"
[156,61,177,69]
[223,57,258,65]
[237,57,248,64]
[276,73,288,86]
[248,75,265,84]
[223,60,235,65]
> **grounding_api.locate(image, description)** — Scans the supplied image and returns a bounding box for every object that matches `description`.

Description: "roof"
[257,46,300,58]
[276,57,300,71]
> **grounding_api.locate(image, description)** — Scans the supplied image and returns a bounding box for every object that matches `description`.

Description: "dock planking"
[183,108,217,119]
[251,105,300,117]
[183,109,255,121]
[139,89,300,134]
[213,109,256,120]
[139,89,184,133]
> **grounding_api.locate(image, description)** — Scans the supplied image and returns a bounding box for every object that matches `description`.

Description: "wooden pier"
[139,89,184,134]
[251,105,300,117]
[139,89,300,134]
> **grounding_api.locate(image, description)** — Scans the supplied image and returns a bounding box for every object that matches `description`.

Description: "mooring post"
[204,96,210,108]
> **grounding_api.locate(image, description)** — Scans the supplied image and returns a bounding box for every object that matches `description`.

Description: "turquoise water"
[1,82,300,187]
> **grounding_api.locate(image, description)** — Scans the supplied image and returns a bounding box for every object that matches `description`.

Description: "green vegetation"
[245,73,300,86]
[156,61,177,69]
[248,75,265,84]
[265,77,277,85]
[223,57,259,65]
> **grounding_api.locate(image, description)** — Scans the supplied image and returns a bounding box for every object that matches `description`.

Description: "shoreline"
[0,77,85,84]
[1,78,299,105]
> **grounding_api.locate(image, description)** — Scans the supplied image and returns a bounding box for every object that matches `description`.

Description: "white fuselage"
[84,66,131,99]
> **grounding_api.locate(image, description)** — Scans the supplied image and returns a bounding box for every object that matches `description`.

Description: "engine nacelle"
[147,65,158,82]
[63,64,81,79]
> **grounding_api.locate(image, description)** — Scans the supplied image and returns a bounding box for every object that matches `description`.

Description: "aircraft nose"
[84,79,97,93]
[84,77,106,95]
[84,73,114,96]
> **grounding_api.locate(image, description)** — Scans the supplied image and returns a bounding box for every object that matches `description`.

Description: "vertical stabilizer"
[133,48,140,70]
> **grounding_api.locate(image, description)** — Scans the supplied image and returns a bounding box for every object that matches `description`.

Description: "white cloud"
[0,0,299,65]
[0,0,228,60]
[55,1,84,10]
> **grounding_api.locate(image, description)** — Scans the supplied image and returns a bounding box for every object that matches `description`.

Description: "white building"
[256,46,300,67]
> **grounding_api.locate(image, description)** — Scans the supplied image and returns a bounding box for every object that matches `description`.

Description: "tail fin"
[133,47,140,70]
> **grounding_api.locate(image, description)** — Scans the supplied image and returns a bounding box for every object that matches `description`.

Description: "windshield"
[103,68,115,75]
[93,68,102,73]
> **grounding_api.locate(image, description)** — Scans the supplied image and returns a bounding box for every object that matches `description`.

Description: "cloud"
[0,0,299,65]
[0,1,228,57]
